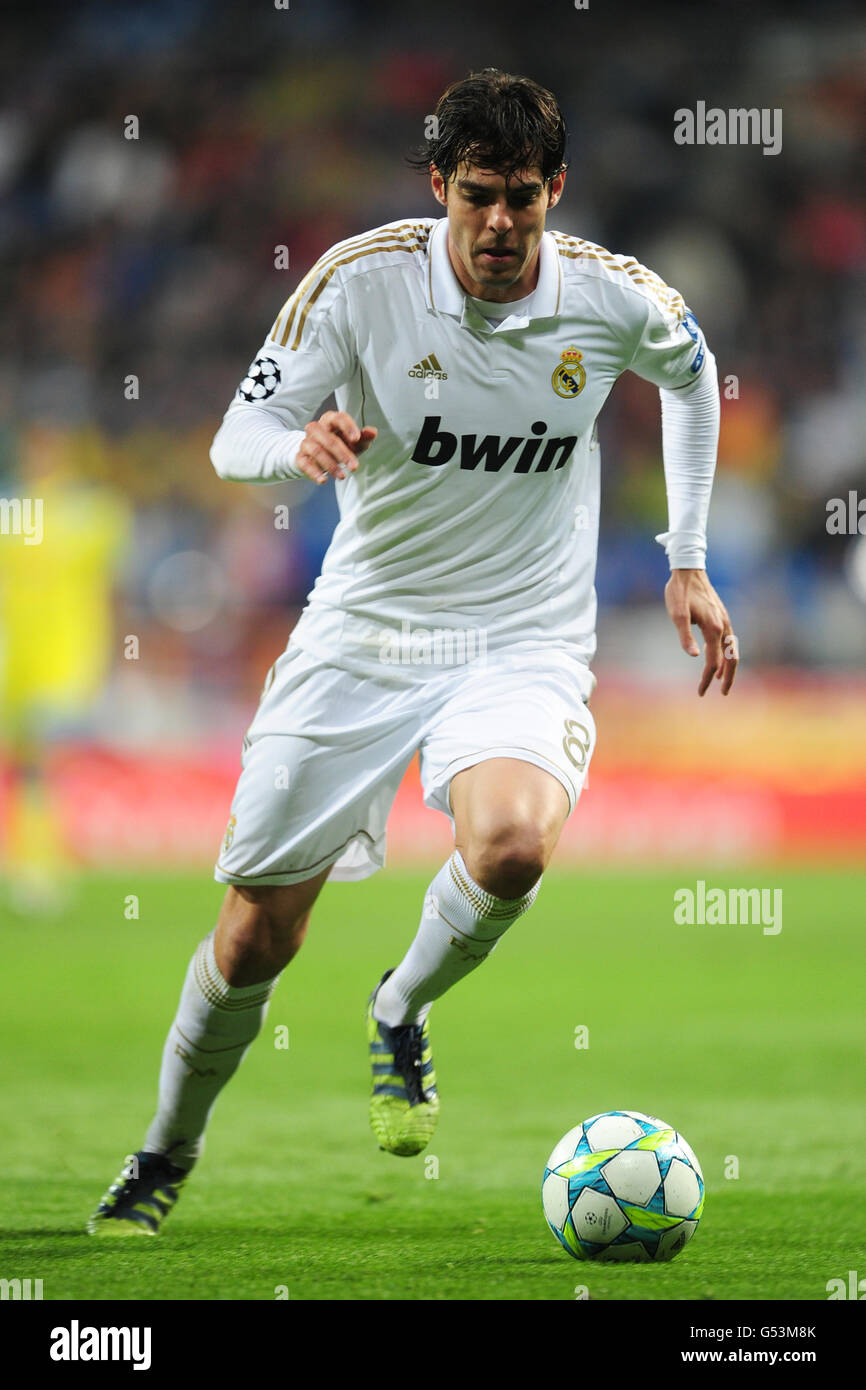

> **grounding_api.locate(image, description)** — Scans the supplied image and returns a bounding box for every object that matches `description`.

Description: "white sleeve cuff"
[210,402,306,482]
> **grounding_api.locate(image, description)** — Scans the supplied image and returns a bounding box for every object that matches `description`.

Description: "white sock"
[374,850,540,1027]
[142,931,279,1170]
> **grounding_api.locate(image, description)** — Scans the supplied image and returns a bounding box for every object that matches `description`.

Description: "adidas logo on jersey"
[408,353,448,380]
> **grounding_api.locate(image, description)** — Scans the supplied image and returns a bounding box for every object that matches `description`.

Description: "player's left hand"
[665,569,739,696]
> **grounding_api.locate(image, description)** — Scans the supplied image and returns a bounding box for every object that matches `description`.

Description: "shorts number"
[562,718,591,772]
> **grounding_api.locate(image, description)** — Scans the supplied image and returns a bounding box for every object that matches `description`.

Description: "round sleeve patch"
[237,355,281,402]
[682,309,705,374]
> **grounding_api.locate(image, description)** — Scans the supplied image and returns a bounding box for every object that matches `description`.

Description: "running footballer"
[89,69,737,1235]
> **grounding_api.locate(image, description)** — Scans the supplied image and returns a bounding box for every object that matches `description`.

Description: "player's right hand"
[297,410,377,484]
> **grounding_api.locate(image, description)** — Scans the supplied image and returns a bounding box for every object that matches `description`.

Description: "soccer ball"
[237,355,281,402]
[542,1110,704,1263]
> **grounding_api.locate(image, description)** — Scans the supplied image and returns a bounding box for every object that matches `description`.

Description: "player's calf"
[140,880,328,1168]
[88,875,330,1234]
[214,872,328,985]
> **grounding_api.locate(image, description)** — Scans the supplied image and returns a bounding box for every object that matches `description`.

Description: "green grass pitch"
[1,865,863,1301]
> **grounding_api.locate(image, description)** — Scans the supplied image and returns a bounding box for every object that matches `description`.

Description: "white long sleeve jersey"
[211,216,718,682]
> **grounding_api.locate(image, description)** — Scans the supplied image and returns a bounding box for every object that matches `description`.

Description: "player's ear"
[430,166,448,208]
[546,169,566,210]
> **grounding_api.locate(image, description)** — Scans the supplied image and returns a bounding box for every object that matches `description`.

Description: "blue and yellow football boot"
[87,1150,189,1237]
[366,971,439,1157]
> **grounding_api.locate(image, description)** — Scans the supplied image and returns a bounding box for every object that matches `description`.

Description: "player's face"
[431,161,565,302]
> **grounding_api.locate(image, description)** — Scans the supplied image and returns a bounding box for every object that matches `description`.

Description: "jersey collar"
[426,217,562,330]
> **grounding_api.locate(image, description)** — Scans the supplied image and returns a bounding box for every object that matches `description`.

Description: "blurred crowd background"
[1,0,864,881]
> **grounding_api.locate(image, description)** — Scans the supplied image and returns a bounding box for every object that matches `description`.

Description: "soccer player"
[0,439,130,914]
[89,69,737,1234]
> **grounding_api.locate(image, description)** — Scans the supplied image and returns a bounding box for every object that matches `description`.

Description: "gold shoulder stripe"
[289,239,428,350]
[271,219,430,329]
[271,223,430,343]
[555,238,684,317]
[271,224,428,344]
[270,223,430,347]
[552,232,592,252]
[276,238,427,351]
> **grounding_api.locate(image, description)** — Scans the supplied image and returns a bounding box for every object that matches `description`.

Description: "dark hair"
[408,68,568,185]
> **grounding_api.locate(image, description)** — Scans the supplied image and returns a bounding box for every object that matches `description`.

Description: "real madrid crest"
[551,346,586,399]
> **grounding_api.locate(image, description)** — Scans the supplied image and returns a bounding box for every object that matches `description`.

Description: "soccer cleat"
[366,970,440,1157]
[87,1150,189,1237]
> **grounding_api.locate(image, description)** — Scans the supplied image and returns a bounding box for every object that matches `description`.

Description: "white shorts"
[214,643,596,886]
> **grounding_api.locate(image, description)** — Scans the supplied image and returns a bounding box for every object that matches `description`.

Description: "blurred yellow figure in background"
[0,426,130,911]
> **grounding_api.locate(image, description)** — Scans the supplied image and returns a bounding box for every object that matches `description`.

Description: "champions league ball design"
[542,1110,704,1263]
[237,356,281,402]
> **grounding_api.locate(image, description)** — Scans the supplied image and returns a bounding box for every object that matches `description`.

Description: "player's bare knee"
[467,831,546,900]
